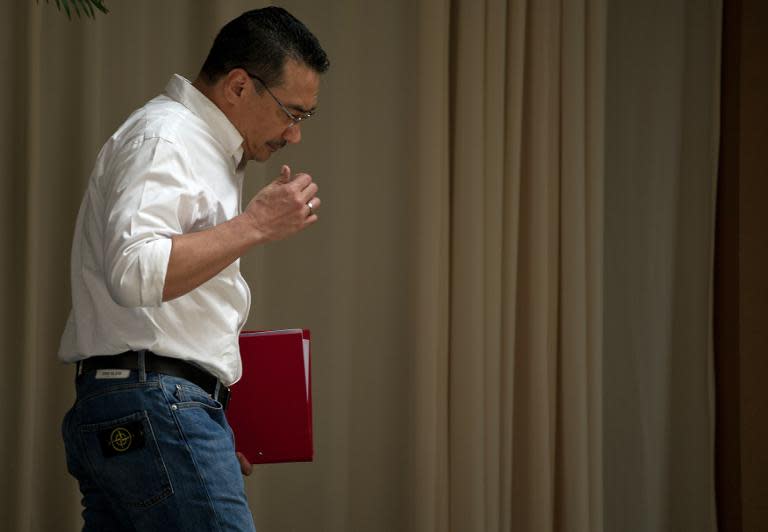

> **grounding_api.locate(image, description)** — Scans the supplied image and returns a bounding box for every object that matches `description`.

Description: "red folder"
[226,329,313,464]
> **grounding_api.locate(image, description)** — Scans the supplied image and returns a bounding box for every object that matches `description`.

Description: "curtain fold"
[447,1,604,530]
[603,1,721,531]
[409,0,451,531]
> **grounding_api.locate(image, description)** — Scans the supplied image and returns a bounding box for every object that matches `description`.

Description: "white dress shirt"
[58,74,250,386]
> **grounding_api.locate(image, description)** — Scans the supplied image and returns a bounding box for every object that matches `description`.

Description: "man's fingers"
[277,164,292,183]
[236,452,253,476]
[300,182,319,202]
[307,196,322,213]
[289,172,313,190]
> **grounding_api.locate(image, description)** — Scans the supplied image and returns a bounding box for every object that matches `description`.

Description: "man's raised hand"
[243,164,320,242]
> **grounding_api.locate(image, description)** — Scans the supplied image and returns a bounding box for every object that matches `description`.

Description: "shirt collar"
[164,74,245,165]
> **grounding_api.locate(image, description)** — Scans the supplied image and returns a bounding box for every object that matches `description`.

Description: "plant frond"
[92,0,108,15]
[40,0,110,20]
[82,0,95,18]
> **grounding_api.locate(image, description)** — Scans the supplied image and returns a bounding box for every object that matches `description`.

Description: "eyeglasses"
[247,73,314,127]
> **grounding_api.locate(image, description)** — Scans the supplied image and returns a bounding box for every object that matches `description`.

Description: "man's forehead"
[278,61,321,111]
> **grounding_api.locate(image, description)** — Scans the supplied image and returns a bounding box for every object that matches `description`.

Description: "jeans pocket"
[79,410,173,508]
[172,382,223,412]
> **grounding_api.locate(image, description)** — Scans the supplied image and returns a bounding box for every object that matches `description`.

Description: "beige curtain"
[444,0,605,530]
[603,1,721,531]
[0,1,719,531]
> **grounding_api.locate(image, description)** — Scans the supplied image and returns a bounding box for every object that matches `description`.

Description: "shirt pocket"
[79,410,173,508]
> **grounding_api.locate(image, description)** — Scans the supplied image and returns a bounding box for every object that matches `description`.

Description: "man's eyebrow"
[287,103,317,114]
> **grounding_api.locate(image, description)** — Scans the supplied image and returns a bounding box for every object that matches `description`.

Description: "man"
[59,7,329,531]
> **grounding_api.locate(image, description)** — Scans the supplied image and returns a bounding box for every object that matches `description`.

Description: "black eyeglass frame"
[246,72,314,127]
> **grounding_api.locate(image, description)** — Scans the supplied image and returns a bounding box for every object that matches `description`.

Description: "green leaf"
[40,0,110,20]
[92,0,108,15]
[83,0,95,18]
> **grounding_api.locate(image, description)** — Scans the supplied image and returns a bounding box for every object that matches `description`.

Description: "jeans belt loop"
[137,349,147,383]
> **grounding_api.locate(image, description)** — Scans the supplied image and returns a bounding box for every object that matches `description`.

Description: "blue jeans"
[61,357,256,531]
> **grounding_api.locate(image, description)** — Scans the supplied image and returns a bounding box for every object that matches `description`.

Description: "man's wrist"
[230,212,267,247]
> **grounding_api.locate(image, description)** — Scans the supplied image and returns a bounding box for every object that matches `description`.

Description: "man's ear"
[223,69,249,105]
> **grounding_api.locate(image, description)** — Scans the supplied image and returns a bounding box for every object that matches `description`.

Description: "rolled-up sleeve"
[102,136,208,308]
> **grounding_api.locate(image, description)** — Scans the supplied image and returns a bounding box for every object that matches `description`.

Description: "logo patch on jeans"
[98,421,146,457]
[95,369,130,379]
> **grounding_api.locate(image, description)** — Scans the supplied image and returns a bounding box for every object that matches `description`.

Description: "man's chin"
[249,143,283,163]
[249,146,273,163]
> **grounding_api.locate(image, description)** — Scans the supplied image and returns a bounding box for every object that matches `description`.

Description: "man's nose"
[283,124,302,144]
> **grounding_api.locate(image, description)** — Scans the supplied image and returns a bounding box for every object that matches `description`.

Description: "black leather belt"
[78,350,230,410]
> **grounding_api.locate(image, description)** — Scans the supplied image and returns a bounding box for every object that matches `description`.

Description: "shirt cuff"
[139,237,173,307]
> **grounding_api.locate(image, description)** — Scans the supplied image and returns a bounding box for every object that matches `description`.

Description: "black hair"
[200,6,330,88]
